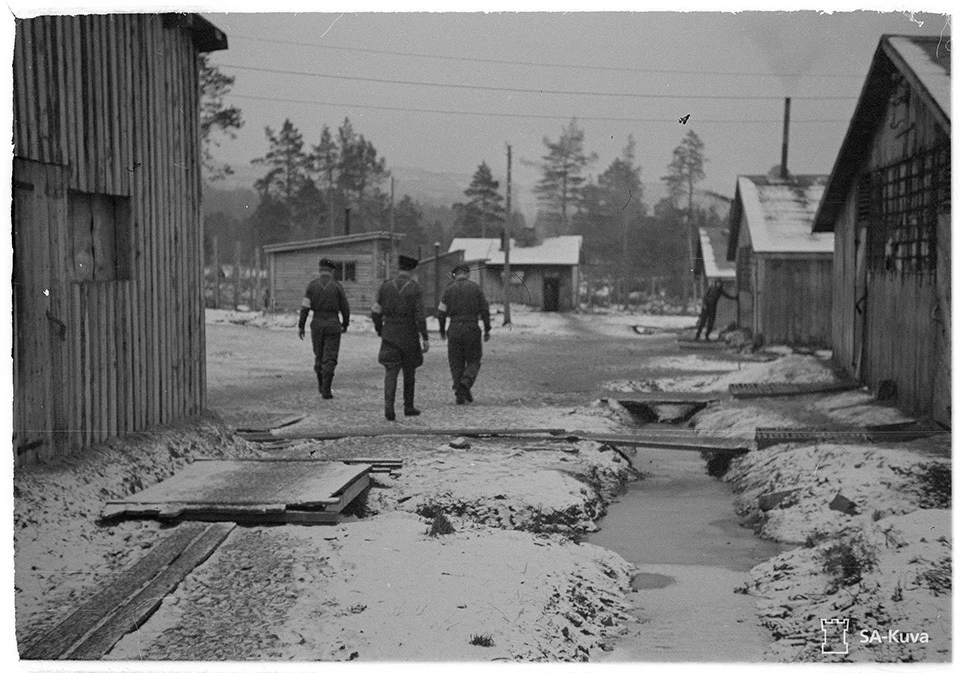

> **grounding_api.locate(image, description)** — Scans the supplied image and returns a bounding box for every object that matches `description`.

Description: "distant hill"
[202,183,259,220]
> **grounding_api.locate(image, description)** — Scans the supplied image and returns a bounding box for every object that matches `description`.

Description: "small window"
[333,261,356,282]
[68,190,132,281]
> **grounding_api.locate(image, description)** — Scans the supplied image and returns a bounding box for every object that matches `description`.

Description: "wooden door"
[12,159,69,461]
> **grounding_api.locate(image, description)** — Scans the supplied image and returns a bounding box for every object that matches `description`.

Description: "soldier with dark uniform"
[299,258,350,399]
[371,255,429,421]
[438,263,491,404]
[694,278,735,341]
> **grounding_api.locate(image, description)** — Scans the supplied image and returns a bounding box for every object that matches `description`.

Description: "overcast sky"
[199,8,950,219]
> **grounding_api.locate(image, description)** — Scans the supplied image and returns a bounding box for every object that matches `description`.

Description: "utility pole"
[389,176,396,275]
[503,144,512,326]
[212,235,220,309]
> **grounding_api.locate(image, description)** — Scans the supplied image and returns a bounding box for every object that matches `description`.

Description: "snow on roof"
[887,35,951,122]
[698,227,735,279]
[448,236,583,266]
[738,175,834,255]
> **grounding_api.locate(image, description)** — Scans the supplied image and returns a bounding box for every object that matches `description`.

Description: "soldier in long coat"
[299,258,350,399]
[438,263,491,404]
[371,255,429,420]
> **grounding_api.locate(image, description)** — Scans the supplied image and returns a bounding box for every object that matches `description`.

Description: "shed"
[811,35,950,426]
[727,174,833,347]
[12,14,227,463]
[448,236,583,311]
[263,231,404,313]
[695,226,737,331]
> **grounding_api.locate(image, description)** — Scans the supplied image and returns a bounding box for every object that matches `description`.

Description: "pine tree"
[252,119,312,201]
[461,162,505,238]
[534,119,597,234]
[661,129,707,304]
[199,54,243,182]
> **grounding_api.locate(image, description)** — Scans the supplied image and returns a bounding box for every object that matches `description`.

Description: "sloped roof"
[698,227,736,279]
[813,34,951,232]
[263,231,403,254]
[728,175,833,258]
[449,236,583,266]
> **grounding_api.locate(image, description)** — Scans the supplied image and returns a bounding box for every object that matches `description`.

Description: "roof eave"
[163,13,229,52]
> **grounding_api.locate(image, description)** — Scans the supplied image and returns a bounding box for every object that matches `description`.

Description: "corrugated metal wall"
[12,15,206,461]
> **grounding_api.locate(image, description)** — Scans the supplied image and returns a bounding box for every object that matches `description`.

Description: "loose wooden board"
[603,392,720,404]
[554,431,748,453]
[756,425,949,450]
[242,427,569,442]
[21,522,234,660]
[101,459,371,523]
[729,381,861,399]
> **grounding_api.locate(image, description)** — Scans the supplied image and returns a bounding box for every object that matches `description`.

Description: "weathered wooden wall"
[755,255,833,347]
[12,15,207,462]
[477,266,577,310]
[267,241,377,312]
[829,49,950,425]
[417,250,467,316]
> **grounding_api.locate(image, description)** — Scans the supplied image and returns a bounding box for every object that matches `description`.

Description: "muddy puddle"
[587,448,793,662]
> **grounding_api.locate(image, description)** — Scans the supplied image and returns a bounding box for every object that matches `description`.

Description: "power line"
[229,93,850,124]
[218,63,859,101]
[228,33,868,80]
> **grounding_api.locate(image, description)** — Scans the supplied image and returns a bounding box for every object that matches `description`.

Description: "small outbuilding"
[263,232,404,313]
[695,226,738,332]
[448,236,583,311]
[812,34,950,426]
[727,174,833,347]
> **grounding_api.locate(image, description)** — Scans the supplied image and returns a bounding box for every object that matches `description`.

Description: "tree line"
[200,59,722,302]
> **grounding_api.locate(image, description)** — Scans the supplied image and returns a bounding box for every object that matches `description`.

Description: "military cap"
[398,255,419,271]
[318,258,337,271]
[451,262,470,275]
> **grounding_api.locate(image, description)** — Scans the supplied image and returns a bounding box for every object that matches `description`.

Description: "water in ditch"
[587,447,794,662]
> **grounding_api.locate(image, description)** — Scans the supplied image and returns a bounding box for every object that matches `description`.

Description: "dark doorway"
[543,276,560,312]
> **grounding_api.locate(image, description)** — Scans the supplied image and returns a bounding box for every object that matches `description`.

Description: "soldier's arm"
[370,286,383,336]
[298,286,312,337]
[478,286,491,333]
[414,286,428,341]
[437,288,450,338]
[339,284,351,331]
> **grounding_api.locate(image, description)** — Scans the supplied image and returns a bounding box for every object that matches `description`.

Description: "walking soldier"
[371,255,430,421]
[438,263,491,404]
[299,258,350,399]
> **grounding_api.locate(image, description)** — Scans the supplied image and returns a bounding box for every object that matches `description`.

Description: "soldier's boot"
[460,376,474,403]
[321,372,334,399]
[384,368,399,421]
[315,370,324,395]
[403,369,421,416]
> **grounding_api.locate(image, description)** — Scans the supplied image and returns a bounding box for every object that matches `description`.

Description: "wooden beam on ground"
[729,381,861,399]
[235,414,304,433]
[603,392,721,404]
[242,427,569,442]
[678,339,728,350]
[756,425,949,450]
[552,431,749,453]
[21,522,233,660]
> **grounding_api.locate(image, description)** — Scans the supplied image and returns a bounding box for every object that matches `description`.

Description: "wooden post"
[233,240,241,310]
[503,144,512,326]
[433,241,441,315]
[212,236,219,309]
[253,246,262,311]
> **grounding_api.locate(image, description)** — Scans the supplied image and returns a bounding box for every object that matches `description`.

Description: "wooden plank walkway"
[240,427,569,443]
[603,392,721,404]
[21,522,234,660]
[101,460,372,524]
[729,381,861,399]
[756,425,949,450]
[555,431,749,453]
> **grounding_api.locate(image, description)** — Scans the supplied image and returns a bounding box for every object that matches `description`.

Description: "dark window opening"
[334,261,357,282]
[866,143,949,275]
[68,191,132,281]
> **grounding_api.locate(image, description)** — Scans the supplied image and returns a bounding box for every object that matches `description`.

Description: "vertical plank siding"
[12,15,209,462]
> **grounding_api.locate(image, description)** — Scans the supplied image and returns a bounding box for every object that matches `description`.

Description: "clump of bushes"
[427,511,455,537]
[469,633,495,647]
[820,535,878,588]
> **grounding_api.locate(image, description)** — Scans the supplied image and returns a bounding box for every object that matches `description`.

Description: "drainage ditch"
[587,404,792,662]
